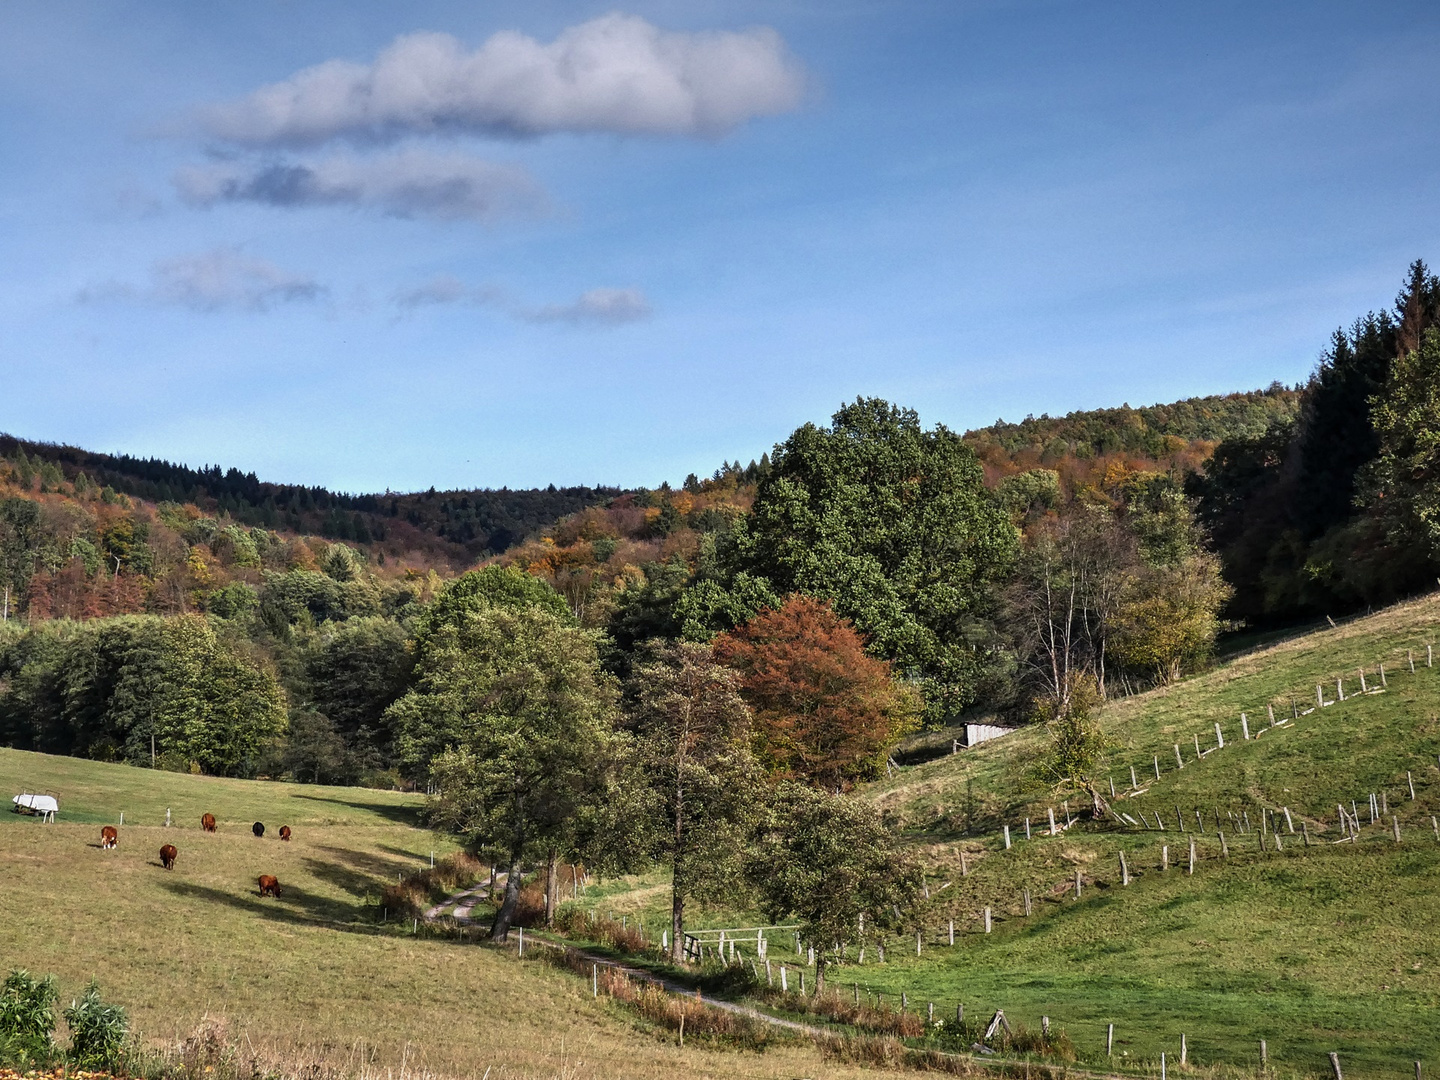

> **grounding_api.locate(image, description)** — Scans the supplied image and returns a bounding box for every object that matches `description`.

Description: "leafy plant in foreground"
[63,981,128,1070]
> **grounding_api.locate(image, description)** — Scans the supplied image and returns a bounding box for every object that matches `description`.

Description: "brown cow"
[100,826,117,849]
[159,844,177,870]
[201,813,216,832]
[278,825,291,842]
[257,874,281,897]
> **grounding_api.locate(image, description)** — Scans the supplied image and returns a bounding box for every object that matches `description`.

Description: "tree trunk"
[671,886,685,964]
[815,952,826,995]
[490,856,522,941]
[544,848,557,927]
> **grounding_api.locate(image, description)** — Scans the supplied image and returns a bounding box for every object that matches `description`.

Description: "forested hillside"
[6,258,1440,790]
[0,433,619,559]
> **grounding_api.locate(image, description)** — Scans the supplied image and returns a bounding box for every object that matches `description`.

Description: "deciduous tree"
[713,595,919,790]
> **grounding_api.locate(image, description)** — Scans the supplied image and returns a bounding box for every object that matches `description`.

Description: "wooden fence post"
[1162,844,1169,871]
[1131,765,1139,788]
[1330,1051,1344,1080]
[1409,771,1417,800]
[1023,888,1032,916]
[1107,1023,1114,1056]
[949,920,954,945]
[1075,869,1082,898]
[1218,830,1228,857]
[1242,714,1250,740]
[1180,1033,1187,1066]
[1120,850,1129,885]
[1004,825,1011,849]
[1260,1039,1267,1066]
[1393,816,1402,843]
[1048,807,1058,836]
[1175,744,1184,769]
[1154,755,1161,780]
[984,907,992,933]
[1188,837,1196,875]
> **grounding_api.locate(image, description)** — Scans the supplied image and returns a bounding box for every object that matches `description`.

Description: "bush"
[552,906,649,953]
[0,969,58,1064]
[378,852,487,919]
[63,981,128,1070]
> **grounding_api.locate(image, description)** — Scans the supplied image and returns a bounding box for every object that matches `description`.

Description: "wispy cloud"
[528,287,652,325]
[393,276,651,326]
[79,249,325,312]
[195,14,807,147]
[174,149,545,221]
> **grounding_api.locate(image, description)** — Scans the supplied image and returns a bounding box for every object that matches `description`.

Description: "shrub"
[551,907,649,953]
[378,852,487,919]
[0,969,58,1063]
[63,981,128,1070]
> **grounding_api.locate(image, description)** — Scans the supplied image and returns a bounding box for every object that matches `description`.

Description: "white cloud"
[392,277,651,326]
[175,149,545,221]
[79,249,325,312]
[197,14,806,146]
[528,287,651,325]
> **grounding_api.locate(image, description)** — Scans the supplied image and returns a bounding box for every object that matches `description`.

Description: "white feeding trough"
[12,792,58,821]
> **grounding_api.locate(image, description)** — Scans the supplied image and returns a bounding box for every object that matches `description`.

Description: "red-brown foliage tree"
[714,595,921,791]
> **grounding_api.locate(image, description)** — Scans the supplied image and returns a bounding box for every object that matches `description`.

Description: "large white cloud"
[175,150,544,221]
[198,13,807,146]
[79,249,325,312]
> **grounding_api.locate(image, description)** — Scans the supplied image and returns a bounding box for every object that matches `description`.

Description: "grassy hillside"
[0,751,896,1080]
[576,595,1440,1079]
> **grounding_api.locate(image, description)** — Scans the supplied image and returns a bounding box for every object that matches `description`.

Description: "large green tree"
[625,641,762,963]
[392,603,619,940]
[736,398,1018,722]
[750,783,923,993]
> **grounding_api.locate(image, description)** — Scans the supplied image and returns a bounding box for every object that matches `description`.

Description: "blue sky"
[3,1,1440,492]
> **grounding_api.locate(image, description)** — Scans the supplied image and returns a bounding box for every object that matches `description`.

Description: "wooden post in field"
[1023,888,1032,916]
[1075,868,1082,898]
[1432,815,1439,840]
[780,965,787,992]
[1381,664,1387,686]
[961,850,968,876]
[1110,776,1116,799]
[1154,755,1161,780]
[765,959,772,985]
[1041,1015,1049,1036]
[1330,1051,1344,1080]
[1026,818,1032,840]
[1284,807,1295,833]
[1410,649,1416,673]
[957,1002,964,1024]
[1268,704,1276,726]
[1393,816,1402,843]
[1120,850,1129,885]
[1177,805,1186,832]
[1004,824,1011,849]
[1161,1051,1167,1080]
[1409,771,1417,800]
[949,920,954,945]
[1242,714,1250,740]
[1175,744,1184,769]
[1162,844,1169,871]
[916,932,922,956]
[1260,1039,1266,1066]
[1195,733,1203,759]
[1131,765,1139,788]
[592,963,598,997]
[1429,644,1433,668]
[1188,837,1196,875]
[1215,722,1224,749]
[1302,822,1311,847]
[517,927,523,955]
[984,907,992,933]
[1180,1033,1187,1066]
[1359,668,1367,692]
[1218,830,1228,857]
[1049,807,1058,836]
[1107,1023,1114,1056]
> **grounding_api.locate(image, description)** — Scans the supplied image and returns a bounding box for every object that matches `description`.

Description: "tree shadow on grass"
[158,877,365,928]
[315,843,417,880]
[303,856,389,899]
[289,794,422,827]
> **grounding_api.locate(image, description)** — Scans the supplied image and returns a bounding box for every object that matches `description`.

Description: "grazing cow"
[278,825,291,842]
[159,844,177,870]
[100,826,117,849]
[257,874,281,897]
[201,813,216,832]
[252,821,265,838]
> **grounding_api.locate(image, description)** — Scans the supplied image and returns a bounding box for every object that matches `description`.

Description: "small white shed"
[12,792,59,820]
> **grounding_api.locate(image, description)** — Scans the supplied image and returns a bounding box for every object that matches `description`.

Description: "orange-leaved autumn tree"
[714,595,921,791]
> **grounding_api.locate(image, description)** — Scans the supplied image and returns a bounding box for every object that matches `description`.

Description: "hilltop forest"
[3,260,1440,790]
